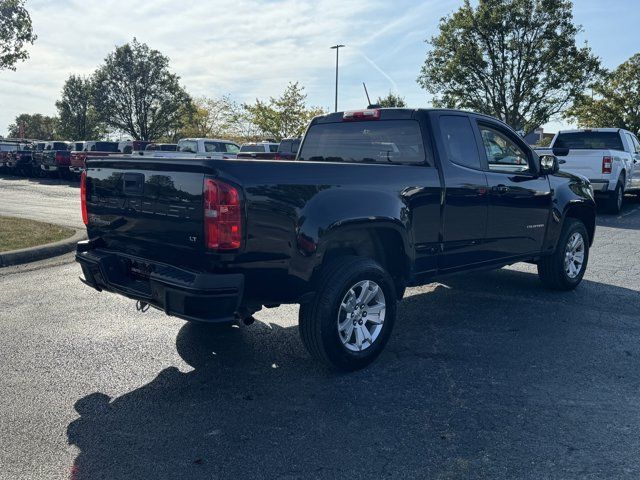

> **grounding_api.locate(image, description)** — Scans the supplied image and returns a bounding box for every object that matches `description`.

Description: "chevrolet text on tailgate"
[76,108,597,371]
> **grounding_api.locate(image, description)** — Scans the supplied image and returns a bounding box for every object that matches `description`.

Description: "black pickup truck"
[76,108,596,370]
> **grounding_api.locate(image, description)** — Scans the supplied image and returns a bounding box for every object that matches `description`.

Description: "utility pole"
[330,45,345,112]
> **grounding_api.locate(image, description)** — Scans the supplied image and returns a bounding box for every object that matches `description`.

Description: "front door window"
[480,127,530,173]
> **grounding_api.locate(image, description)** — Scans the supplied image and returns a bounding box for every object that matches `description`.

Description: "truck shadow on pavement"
[596,194,640,231]
[67,268,640,479]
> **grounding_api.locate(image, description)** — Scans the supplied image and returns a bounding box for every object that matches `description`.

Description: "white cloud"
[0,0,453,135]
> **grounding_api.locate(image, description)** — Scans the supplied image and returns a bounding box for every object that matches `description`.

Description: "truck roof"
[312,107,514,127]
[179,137,238,143]
[556,128,628,134]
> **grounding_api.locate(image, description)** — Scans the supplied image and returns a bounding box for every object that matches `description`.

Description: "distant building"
[524,128,555,146]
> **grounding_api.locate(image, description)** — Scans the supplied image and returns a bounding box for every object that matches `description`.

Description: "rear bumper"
[589,180,610,192]
[75,241,244,323]
[41,164,58,172]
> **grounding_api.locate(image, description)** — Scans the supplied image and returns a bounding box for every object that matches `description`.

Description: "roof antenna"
[363,82,371,106]
[363,82,381,109]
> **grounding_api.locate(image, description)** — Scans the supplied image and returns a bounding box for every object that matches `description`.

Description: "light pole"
[330,44,345,112]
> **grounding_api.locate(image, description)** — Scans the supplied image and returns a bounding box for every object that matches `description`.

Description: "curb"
[0,228,86,268]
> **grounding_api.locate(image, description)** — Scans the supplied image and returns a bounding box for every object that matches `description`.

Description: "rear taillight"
[274,153,282,160]
[204,178,241,250]
[602,156,612,174]
[343,109,381,121]
[80,171,88,226]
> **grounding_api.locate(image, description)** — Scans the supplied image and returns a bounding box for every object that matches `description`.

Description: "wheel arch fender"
[544,176,596,251]
[311,220,413,297]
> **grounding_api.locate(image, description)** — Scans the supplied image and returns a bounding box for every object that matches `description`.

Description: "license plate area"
[127,259,155,280]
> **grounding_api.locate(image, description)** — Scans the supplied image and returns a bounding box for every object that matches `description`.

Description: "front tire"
[537,218,589,291]
[299,256,397,371]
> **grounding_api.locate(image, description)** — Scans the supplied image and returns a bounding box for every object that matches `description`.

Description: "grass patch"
[0,216,75,252]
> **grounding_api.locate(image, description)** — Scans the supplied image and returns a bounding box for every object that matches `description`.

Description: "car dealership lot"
[0,180,639,479]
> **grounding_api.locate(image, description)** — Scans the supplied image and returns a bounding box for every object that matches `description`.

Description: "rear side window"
[269,144,278,152]
[438,116,481,170]
[291,139,300,153]
[625,133,640,154]
[298,120,427,165]
[279,139,302,154]
[224,143,239,154]
[205,142,222,152]
[178,140,197,153]
[277,140,291,153]
[554,132,624,150]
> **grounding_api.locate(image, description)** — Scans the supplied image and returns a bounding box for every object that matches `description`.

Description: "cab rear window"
[554,132,624,150]
[298,120,427,165]
[94,142,119,152]
[240,144,265,152]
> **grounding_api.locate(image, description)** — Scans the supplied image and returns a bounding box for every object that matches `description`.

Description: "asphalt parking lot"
[0,176,82,229]
[1,176,640,479]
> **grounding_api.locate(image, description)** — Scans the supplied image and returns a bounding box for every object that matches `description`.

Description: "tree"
[7,113,58,139]
[56,75,103,140]
[178,95,236,138]
[0,0,36,71]
[376,92,407,107]
[243,82,325,140]
[92,39,192,140]
[173,95,262,143]
[565,53,640,135]
[417,0,600,133]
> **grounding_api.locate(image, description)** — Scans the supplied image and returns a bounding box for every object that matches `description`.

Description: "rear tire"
[299,256,397,371]
[605,179,624,214]
[537,218,589,291]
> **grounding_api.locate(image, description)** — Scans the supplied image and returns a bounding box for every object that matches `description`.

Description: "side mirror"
[539,154,559,175]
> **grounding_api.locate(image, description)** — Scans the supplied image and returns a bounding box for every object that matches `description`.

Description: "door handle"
[492,184,509,194]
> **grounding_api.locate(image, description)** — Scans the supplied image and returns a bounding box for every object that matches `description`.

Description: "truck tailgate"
[555,149,609,181]
[85,157,206,266]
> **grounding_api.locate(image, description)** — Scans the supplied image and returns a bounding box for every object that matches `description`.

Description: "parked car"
[236,141,279,160]
[118,140,133,154]
[140,143,178,157]
[0,141,20,172]
[536,128,640,213]
[76,108,596,371]
[275,138,301,160]
[40,141,73,177]
[131,140,152,156]
[70,141,120,176]
[10,142,38,176]
[175,138,240,159]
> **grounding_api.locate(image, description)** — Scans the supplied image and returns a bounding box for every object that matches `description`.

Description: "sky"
[1,0,639,137]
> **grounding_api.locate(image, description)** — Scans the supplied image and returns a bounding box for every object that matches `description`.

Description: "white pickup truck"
[537,128,640,213]
[173,138,240,159]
